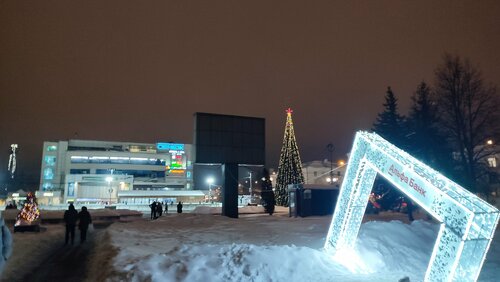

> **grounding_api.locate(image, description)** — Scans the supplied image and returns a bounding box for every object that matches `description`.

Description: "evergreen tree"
[406,81,453,174]
[372,87,407,148]
[260,168,275,215]
[275,108,305,207]
[407,82,437,161]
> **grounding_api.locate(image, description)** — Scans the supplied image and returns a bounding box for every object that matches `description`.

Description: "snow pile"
[103,210,498,282]
[121,244,348,282]
[347,220,438,276]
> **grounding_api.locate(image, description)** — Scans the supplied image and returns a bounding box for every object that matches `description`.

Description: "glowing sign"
[324,131,500,281]
[156,143,184,151]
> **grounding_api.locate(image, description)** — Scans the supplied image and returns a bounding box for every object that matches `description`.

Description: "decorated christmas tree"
[15,192,40,229]
[275,108,305,206]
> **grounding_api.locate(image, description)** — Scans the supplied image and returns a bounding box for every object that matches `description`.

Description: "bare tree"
[434,53,500,193]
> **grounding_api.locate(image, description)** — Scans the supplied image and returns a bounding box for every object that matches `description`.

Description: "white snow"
[102,207,500,282]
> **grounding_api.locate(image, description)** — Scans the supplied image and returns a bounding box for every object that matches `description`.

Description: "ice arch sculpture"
[324,131,499,281]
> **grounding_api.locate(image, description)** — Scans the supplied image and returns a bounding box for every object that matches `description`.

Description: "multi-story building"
[39,140,203,205]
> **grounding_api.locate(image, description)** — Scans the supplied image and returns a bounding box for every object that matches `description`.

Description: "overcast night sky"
[1,1,500,185]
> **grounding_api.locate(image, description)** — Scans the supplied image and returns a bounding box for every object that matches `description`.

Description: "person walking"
[407,199,415,222]
[164,202,168,214]
[78,206,92,243]
[0,214,13,276]
[63,203,78,245]
[149,201,157,219]
[177,201,183,213]
[157,202,163,217]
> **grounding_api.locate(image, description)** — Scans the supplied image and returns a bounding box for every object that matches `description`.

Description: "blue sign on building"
[156,143,184,151]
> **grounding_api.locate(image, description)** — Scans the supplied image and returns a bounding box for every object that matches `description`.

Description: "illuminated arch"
[325,132,499,281]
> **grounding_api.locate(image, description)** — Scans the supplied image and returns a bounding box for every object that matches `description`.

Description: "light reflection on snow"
[331,248,374,274]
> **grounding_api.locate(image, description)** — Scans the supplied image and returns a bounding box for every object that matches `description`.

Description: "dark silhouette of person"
[407,199,415,222]
[164,202,168,214]
[157,202,163,217]
[267,193,276,215]
[78,206,92,243]
[63,203,78,245]
[149,201,157,219]
[177,202,183,213]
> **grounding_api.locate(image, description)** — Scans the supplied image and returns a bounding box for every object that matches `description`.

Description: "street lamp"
[206,177,214,202]
[327,143,334,185]
[326,177,338,183]
[106,176,113,205]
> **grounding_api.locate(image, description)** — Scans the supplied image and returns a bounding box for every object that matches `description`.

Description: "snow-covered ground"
[98,207,499,282]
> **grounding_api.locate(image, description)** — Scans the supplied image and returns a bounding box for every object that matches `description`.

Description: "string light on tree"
[275,108,305,207]
[15,192,40,228]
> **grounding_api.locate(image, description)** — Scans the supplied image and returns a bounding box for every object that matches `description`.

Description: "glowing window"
[45,156,56,166]
[42,182,53,190]
[43,168,54,180]
[325,132,500,281]
[68,183,75,197]
[487,157,497,168]
[47,145,57,152]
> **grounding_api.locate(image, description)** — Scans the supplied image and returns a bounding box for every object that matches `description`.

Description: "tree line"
[372,53,500,196]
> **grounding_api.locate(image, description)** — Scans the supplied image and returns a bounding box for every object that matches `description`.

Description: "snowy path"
[21,223,112,282]
[1,222,113,282]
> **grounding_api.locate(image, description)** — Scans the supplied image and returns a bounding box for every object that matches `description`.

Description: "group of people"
[149,201,167,219]
[149,201,184,219]
[63,203,92,245]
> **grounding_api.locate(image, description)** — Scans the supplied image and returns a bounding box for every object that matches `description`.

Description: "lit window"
[45,156,56,166]
[42,183,53,190]
[47,145,57,152]
[44,168,54,180]
[68,183,75,197]
[487,157,497,168]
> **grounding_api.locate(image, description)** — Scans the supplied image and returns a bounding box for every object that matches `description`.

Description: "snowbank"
[96,210,500,282]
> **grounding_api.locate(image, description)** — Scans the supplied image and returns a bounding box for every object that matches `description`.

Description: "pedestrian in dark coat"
[64,203,78,245]
[177,202,183,213]
[164,202,168,214]
[149,201,157,219]
[157,202,163,217]
[78,206,92,243]
[407,199,415,222]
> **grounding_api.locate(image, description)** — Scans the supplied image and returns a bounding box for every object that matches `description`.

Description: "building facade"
[39,140,197,204]
[302,160,346,186]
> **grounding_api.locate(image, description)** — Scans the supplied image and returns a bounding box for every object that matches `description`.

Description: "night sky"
[1,1,500,185]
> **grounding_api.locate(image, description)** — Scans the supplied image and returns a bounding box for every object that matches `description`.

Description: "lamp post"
[106,176,113,205]
[243,172,254,203]
[207,177,214,202]
[248,171,253,196]
[327,143,334,185]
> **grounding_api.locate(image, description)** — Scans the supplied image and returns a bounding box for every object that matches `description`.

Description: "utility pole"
[249,171,253,195]
[327,143,334,185]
